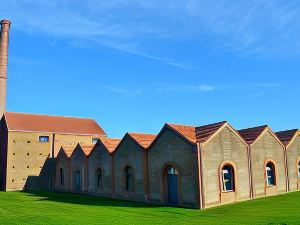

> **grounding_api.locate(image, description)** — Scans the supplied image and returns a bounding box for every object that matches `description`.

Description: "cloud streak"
[1,0,300,63]
[100,82,280,97]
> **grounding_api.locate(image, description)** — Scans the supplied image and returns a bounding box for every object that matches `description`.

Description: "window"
[125,167,134,192]
[92,138,100,144]
[222,164,235,192]
[39,136,49,142]
[60,168,64,185]
[266,162,276,186]
[167,166,178,175]
[297,161,300,179]
[97,168,103,191]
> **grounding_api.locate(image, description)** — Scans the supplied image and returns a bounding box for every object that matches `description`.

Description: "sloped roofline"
[4,112,107,136]
[57,147,69,159]
[70,143,87,159]
[276,129,300,148]
[148,123,196,150]
[88,138,121,157]
[148,121,248,150]
[242,126,285,148]
[113,132,155,155]
[201,122,248,147]
[286,130,300,148]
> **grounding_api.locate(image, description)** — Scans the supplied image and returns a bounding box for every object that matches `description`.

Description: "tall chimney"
[0,19,11,117]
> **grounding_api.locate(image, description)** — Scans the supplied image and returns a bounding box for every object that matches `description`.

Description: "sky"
[1,0,300,138]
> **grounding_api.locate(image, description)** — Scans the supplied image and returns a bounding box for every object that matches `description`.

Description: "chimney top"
[1,20,11,30]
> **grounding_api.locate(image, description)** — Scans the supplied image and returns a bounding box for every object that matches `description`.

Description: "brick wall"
[286,135,300,191]
[202,126,250,208]
[251,131,286,197]
[113,137,146,201]
[148,128,199,208]
[88,143,113,196]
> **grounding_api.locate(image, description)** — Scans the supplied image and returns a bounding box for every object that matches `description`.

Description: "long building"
[55,122,300,209]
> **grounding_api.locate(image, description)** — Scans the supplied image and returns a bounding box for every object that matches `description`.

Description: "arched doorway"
[74,170,81,191]
[166,166,179,204]
[97,168,103,192]
[125,166,134,192]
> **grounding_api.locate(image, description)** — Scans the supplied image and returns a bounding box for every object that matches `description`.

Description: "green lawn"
[0,191,299,225]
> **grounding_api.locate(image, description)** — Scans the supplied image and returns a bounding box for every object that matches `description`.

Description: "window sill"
[221,190,235,193]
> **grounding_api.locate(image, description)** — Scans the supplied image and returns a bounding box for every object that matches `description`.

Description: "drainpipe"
[283,147,289,192]
[247,144,254,199]
[196,142,205,209]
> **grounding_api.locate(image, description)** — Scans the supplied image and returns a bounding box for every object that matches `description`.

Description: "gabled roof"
[166,121,228,144]
[99,138,121,154]
[276,129,299,147]
[79,144,96,156]
[167,124,196,143]
[195,121,227,143]
[60,145,77,158]
[238,125,268,144]
[4,112,106,136]
[127,133,157,149]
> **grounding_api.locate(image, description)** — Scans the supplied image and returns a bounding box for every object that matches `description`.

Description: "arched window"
[125,167,134,192]
[60,168,64,185]
[298,161,300,179]
[166,166,179,204]
[221,164,235,191]
[266,162,276,186]
[167,166,178,175]
[97,168,103,191]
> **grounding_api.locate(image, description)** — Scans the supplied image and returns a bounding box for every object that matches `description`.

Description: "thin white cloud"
[100,82,281,97]
[2,0,300,61]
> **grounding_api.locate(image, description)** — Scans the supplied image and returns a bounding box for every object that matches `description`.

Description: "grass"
[0,191,299,225]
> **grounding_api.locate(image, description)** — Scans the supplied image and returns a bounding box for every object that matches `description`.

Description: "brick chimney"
[0,19,11,117]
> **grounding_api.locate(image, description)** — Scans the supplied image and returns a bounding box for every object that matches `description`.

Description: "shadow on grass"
[23,191,187,211]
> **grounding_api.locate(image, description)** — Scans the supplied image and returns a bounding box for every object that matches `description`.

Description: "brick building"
[0,112,106,191]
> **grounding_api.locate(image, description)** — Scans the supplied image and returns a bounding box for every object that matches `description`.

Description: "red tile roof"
[4,112,106,136]
[100,138,121,153]
[128,133,157,149]
[79,144,96,156]
[167,121,227,144]
[238,125,268,144]
[276,129,299,146]
[60,145,77,158]
[167,124,197,143]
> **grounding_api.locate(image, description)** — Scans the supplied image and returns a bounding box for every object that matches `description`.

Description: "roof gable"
[151,121,245,149]
[238,125,268,144]
[99,138,121,154]
[127,133,157,149]
[89,138,121,156]
[4,112,106,136]
[276,129,300,147]
[70,144,87,159]
[114,132,157,154]
[60,145,77,158]
[167,123,197,143]
[195,121,227,143]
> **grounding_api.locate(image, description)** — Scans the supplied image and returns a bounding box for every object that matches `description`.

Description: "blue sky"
[1,0,300,137]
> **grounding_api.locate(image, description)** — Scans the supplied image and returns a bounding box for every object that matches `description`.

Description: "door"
[75,171,81,191]
[167,166,179,204]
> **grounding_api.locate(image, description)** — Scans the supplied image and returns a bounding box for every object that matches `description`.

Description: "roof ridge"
[238,125,268,132]
[5,111,96,120]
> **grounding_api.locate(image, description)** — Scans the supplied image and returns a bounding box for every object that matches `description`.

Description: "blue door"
[75,171,81,191]
[167,166,179,204]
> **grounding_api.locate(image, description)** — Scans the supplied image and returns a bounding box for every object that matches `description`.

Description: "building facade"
[54,122,300,209]
[0,112,106,191]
